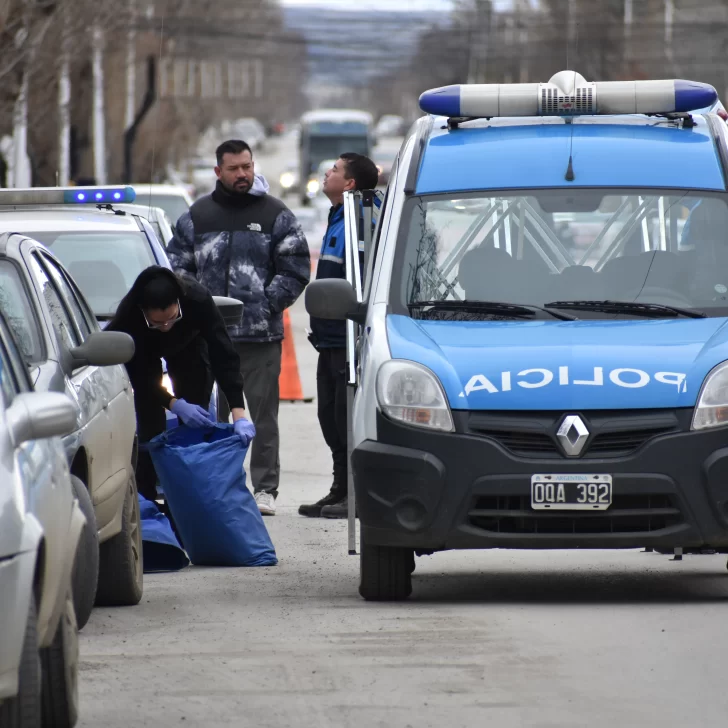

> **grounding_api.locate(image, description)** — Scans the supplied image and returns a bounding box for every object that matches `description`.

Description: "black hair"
[339,152,379,191]
[107,266,185,331]
[216,140,253,166]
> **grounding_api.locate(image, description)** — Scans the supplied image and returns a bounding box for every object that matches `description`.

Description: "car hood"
[386,314,728,410]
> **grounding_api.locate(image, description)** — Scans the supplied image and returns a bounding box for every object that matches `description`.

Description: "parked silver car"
[0,309,84,728]
[0,229,139,630]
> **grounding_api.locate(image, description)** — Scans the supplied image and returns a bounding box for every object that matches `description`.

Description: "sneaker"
[298,490,344,518]
[321,498,353,519]
[255,492,276,516]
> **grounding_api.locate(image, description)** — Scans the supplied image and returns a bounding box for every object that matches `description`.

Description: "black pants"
[136,341,214,502]
[217,341,282,496]
[317,347,348,496]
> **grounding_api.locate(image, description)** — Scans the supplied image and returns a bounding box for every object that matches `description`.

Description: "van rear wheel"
[359,534,413,601]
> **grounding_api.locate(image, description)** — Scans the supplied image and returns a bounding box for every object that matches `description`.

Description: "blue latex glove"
[170,399,214,428]
[234,417,256,447]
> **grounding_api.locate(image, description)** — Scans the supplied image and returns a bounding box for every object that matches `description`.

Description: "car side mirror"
[212,295,244,328]
[6,391,78,446]
[305,279,366,325]
[69,331,135,369]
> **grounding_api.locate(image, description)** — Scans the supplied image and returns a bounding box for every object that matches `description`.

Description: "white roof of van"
[300,109,373,125]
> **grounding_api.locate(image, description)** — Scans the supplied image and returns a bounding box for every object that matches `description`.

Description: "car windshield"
[32,231,156,317]
[396,190,728,319]
[133,193,188,226]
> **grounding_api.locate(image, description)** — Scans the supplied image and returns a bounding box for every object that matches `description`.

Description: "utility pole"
[11,10,31,188]
[624,0,633,77]
[58,9,71,186]
[125,0,136,131]
[92,26,107,184]
[664,0,674,44]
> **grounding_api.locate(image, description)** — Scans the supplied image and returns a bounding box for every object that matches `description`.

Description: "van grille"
[468,494,683,535]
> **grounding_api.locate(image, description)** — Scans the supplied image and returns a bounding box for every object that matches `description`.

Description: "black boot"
[298,489,344,517]
[321,497,355,519]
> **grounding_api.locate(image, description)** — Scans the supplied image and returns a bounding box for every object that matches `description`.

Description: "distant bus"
[298,109,374,204]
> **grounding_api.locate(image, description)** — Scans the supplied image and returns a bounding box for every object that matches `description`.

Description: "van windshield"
[396,190,728,319]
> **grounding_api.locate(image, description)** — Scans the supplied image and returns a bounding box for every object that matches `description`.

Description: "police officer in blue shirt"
[300,153,379,518]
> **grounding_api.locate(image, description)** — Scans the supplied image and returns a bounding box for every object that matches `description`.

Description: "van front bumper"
[352,411,728,551]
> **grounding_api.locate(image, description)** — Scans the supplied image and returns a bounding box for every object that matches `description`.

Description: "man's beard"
[223,178,251,195]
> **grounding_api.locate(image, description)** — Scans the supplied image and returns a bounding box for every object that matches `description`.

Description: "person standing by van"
[167,140,310,516]
[299,153,379,519]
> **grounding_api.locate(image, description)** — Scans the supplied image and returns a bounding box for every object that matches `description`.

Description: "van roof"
[416,115,726,194]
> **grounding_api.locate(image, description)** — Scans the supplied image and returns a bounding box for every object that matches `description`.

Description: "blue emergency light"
[0,186,136,206]
[419,71,718,118]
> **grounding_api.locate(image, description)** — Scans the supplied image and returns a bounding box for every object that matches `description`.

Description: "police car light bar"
[419,71,718,119]
[0,186,136,206]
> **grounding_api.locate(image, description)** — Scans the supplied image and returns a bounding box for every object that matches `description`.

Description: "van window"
[396,191,728,318]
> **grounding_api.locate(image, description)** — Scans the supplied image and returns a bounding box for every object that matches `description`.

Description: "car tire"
[70,476,98,630]
[0,595,41,728]
[95,472,143,607]
[359,534,413,602]
[40,591,79,728]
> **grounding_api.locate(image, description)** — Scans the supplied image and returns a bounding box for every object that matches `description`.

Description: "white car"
[128,183,193,227]
[0,193,142,627]
[0,308,85,727]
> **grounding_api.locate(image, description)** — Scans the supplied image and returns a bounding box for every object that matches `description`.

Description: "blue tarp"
[138,494,189,573]
[145,424,278,567]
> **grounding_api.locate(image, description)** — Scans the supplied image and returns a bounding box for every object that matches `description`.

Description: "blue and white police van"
[306,70,728,600]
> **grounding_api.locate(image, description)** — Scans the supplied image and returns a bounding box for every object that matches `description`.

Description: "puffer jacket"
[167,176,310,343]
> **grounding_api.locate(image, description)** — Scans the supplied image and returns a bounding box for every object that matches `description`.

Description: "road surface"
[77,137,728,728]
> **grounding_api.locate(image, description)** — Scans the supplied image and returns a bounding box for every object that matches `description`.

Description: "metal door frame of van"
[343,187,385,555]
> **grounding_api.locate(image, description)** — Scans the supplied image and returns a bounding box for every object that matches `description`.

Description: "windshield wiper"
[409,300,577,321]
[544,300,706,319]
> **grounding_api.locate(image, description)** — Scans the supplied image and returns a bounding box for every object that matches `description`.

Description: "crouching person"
[107,266,256,502]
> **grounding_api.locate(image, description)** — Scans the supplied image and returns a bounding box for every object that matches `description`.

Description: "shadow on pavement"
[407,564,728,605]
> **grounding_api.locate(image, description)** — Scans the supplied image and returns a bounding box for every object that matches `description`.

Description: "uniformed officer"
[299,153,379,519]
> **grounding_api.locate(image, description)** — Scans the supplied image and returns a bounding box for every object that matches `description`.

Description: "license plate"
[531,474,612,511]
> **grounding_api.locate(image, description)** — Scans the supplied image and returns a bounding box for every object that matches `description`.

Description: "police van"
[306,71,728,601]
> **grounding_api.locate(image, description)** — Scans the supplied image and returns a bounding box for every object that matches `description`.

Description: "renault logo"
[557,415,589,457]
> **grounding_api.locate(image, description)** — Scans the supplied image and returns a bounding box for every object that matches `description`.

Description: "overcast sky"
[281,0,455,11]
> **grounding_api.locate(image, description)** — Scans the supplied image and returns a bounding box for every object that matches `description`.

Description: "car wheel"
[0,595,41,728]
[40,591,79,728]
[95,472,143,606]
[359,533,413,602]
[70,476,98,630]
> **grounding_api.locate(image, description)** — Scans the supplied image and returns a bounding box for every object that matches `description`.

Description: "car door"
[41,251,136,489]
[0,314,72,636]
[24,249,123,517]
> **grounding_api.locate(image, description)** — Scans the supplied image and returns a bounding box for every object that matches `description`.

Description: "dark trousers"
[317,347,348,496]
[218,341,282,496]
[136,341,214,502]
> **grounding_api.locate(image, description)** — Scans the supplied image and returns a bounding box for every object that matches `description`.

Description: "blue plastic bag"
[145,424,278,567]
[138,494,189,573]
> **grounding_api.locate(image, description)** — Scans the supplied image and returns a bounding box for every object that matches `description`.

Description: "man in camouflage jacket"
[167,139,310,515]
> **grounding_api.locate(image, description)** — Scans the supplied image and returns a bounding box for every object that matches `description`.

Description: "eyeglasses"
[142,300,183,330]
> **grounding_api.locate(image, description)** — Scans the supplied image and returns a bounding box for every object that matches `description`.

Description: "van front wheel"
[359,535,413,602]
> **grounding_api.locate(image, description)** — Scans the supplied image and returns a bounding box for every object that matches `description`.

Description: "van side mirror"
[305,279,366,325]
[69,331,135,369]
[7,391,78,446]
[212,295,244,328]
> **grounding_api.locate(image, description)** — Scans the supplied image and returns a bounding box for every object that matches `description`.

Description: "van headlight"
[693,361,728,430]
[376,360,454,432]
[280,171,295,189]
[306,179,320,195]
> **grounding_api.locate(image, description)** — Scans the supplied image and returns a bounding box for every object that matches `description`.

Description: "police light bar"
[419,71,718,118]
[0,186,136,206]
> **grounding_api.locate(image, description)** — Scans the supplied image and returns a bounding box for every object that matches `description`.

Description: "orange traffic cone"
[279,309,310,402]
